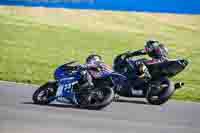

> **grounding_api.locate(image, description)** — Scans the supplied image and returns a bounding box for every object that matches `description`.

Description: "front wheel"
[146,77,175,105]
[32,81,57,105]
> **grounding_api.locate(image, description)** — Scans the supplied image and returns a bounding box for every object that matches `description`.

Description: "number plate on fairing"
[62,80,78,96]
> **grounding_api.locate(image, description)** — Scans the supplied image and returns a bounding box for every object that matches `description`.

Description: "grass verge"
[0,6,200,101]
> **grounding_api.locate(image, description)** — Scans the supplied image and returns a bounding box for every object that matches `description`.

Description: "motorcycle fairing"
[146,59,188,78]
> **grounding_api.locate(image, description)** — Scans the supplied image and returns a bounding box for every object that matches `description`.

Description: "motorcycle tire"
[79,85,115,110]
[32,81,57,105]
[146,77,175,105]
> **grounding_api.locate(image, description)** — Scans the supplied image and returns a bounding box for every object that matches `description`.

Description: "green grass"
[0,6,200,101]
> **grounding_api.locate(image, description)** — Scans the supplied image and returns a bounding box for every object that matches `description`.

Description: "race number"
[63,81,78,93]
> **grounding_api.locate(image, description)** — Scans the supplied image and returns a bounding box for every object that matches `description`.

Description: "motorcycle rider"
[56,54,111,99]
[113,40,169,84]
[79,54,113,89]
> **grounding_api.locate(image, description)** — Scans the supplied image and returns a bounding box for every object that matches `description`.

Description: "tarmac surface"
[0,81,200,133]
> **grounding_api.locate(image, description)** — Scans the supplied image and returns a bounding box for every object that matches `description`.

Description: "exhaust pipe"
[175,82,184,89]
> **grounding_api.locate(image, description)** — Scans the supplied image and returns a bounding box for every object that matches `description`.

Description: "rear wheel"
[32,81,57,105]
[79,85,114,110]
[146,77,175,105]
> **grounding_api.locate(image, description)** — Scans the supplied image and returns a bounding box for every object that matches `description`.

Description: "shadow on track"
[22,97,148,110]
[21,102,103,111]
[22,101,77,108]
[114,98,147,105]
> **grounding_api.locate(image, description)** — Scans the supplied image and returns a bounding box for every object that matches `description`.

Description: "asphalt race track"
[0,81,200,133]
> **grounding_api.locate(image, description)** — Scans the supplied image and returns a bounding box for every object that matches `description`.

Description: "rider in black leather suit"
[113,40,169,87]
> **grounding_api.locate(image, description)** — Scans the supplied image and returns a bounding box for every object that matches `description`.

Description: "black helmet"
[86,54,102,64]
[145,40,168,59]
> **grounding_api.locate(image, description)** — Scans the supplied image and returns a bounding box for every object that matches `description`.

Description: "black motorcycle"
[112,53,189,105]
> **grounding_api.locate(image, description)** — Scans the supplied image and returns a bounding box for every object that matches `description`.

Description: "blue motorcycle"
[32,61,115,110]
